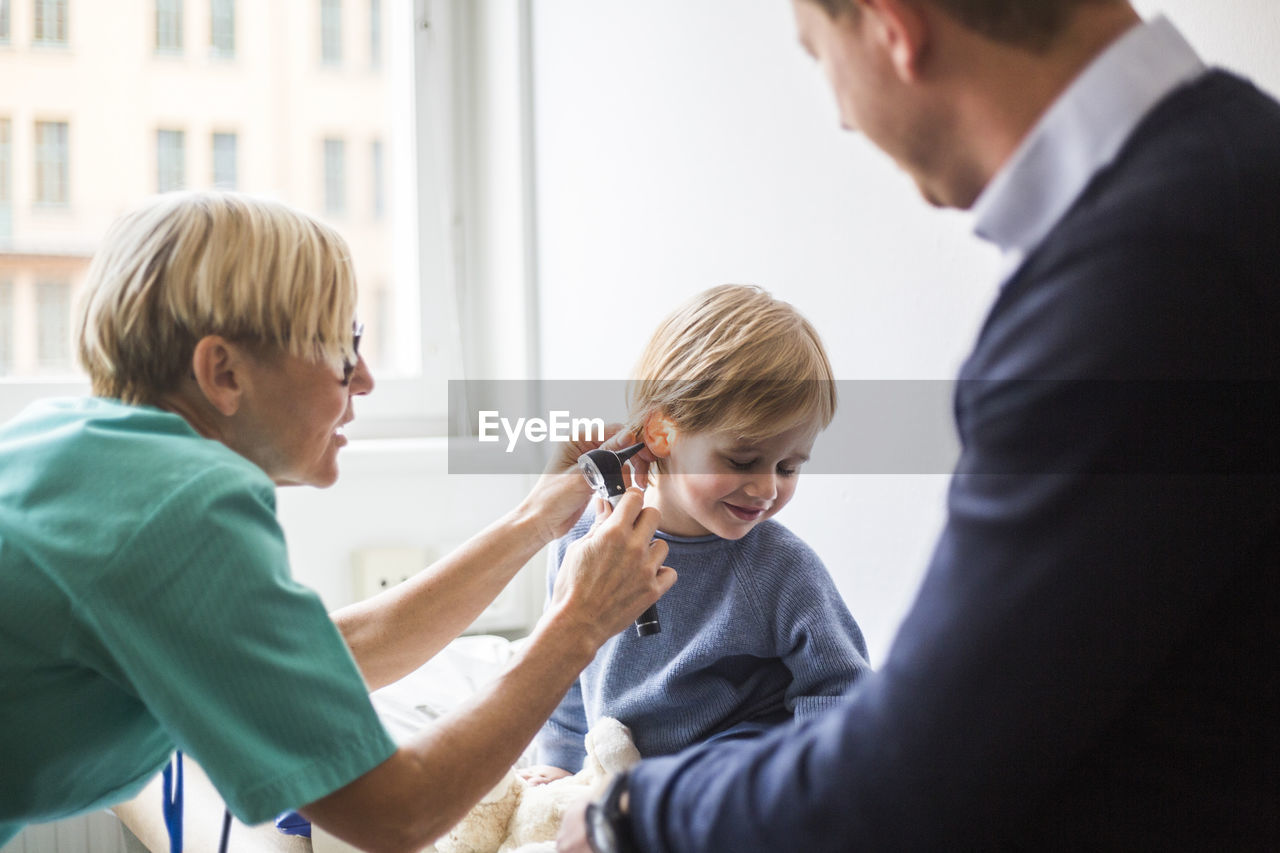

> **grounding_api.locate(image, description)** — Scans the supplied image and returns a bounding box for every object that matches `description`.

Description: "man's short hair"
[807,0,1116,51]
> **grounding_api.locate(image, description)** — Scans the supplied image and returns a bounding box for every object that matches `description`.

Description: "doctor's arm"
[303,488,674,853]
[331,429,642,691]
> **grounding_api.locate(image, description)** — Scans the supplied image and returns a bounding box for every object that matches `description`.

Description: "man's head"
[791,0,1138,207]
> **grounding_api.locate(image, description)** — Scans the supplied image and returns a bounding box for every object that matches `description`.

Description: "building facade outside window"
[155,0,183,53]
[321,0,341,65]
[35,279,70,371]
[211,0,234,57]
[212,132,238,189]
[34,121,69,206]
[324,137,345,216]
[34,0,68,44]
[157,129,185,193]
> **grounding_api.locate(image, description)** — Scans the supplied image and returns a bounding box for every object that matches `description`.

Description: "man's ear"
[860,0,929,82]
[190,335,245,417]
[642,412,678,458]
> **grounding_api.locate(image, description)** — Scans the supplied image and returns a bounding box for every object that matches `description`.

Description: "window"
[211,0,234,57]
[370,139,384,219]
[320,0,341,65]
[156,129,185,193]
[34,121,69,206]
[369,0,381,68]
[1,0,11,43]
[155,0,183,54]
[212,132,237,189]
[33,0,68,44]
[323,137,345,216]
[0,280,12,376]
[36,279,71,371]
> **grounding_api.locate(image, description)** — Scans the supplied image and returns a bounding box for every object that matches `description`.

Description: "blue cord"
[161,751,184,853]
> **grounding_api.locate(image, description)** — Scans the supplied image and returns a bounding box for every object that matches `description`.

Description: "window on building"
[1,0,11,44]
[321,0,341,65]
[324,137,345,216]
[155,0,183,53]
[369,0,382,68]
[0,280,12,376]
[371,139,384,219]
[36,279,71,371]
[34,121,69,206]
[212,132,238,189]
[157,129,185,193]
[211,0,235,57]
[33,0,68,44]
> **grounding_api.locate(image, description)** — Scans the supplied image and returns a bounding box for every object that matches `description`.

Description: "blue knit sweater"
[535,513,871,770]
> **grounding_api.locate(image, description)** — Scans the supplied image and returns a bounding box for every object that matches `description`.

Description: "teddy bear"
[432,717,641,853]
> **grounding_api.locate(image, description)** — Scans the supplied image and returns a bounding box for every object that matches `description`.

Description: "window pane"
[34,0,67,44]
[156,129,185,193]
[212,132,237,189]
[34,121,69,206]
[211,0,234,57]
[2,2,418,389]
[369,0,381,68]
[155,0,183,53]
[321,0,341,65]
[1,0,11,43]
[324,138,346,216]
[36,279,71,371]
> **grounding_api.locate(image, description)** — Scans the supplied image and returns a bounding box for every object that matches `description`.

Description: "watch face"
[586,802,618,853]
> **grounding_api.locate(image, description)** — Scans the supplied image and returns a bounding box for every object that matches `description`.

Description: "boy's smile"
[651,419,819,539]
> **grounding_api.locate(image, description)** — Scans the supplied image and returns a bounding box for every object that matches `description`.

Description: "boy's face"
[654,419,820,540]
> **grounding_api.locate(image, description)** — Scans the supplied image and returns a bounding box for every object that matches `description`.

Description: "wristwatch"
[584,770,639,853]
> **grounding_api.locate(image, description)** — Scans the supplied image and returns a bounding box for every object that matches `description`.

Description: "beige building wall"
[0,0,395,377]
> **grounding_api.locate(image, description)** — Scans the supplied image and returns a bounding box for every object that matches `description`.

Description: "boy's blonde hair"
[627,284,836,443]
[76,191,358,405]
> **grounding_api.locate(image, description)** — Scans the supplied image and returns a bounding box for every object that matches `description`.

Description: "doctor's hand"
[519,424,658,545]
[547,487,674,648]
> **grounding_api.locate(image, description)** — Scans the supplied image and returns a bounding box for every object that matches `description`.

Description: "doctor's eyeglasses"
[341,321,364,386]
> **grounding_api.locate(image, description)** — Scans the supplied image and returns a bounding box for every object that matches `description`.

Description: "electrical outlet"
[352,547,429,601]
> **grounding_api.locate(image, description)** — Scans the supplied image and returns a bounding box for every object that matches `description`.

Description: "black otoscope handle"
[578,444,661,637]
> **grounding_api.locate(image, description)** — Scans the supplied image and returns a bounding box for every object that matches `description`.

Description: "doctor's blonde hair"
[76,191,358,405]
[627,284,836,449]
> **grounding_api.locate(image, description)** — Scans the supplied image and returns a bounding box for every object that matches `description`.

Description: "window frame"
[33,119,69,207]
[0,0,541,438]
[33,0,68,45]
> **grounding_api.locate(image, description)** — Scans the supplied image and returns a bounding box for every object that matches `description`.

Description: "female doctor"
[0,191,673,852]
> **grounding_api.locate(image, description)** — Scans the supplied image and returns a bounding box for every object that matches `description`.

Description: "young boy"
[530,284,871,776]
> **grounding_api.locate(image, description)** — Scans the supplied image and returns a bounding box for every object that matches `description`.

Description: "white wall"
[530,0,1280,659]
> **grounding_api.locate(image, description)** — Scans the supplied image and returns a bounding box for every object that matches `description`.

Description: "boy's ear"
[861,0,929,83]
[642,412,677,458]
[190,335,245,417]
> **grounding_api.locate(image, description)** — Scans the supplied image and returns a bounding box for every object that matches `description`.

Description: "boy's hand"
[517,764,574,786]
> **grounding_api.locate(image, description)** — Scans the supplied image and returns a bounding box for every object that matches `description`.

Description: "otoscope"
[577,442,661,637]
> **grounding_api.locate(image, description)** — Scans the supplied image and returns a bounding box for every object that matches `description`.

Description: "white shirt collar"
[971,16,1206,277]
